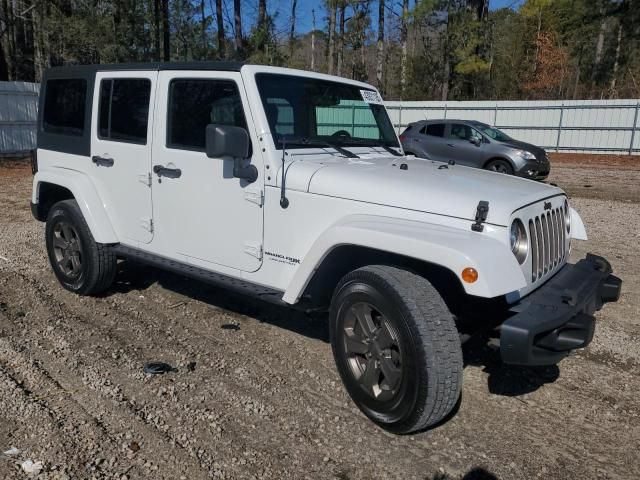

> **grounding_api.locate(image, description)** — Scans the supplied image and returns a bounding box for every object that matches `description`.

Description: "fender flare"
[569,207,587,241]
[32,169,118,244]
[282,215,527,304]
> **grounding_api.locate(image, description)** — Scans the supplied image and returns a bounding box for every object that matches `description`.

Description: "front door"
[151,71,264,273]
[91,71,157,244]
[444,123,486,167]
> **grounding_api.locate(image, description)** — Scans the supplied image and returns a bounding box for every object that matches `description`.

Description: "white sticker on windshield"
[360,89,384,105]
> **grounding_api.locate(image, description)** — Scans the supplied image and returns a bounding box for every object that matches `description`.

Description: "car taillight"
[399,135,406,142]
[30,149,38,174]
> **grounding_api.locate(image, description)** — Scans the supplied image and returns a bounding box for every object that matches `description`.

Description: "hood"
[280,154,563,226]
[500,139,547,161]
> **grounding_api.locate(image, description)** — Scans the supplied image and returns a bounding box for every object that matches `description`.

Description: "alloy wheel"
[342,302,403,402]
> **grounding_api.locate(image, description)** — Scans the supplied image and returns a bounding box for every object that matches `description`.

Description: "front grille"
[528,205,567,282]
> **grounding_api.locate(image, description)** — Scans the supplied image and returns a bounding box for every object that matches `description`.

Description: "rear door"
[91,71,157,244]
[415,123,450,161]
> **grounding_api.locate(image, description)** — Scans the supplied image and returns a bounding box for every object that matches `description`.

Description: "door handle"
[153,165,182,179]
[447,143,456,147]
[92,155,114,167]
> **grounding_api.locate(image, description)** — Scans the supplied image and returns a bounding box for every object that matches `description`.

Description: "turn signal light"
[461,267,478,283]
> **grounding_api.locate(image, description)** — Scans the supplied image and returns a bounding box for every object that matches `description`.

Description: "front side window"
[167,79,247,151]
[255,73,398,149]
[98,78,151,144]
[43,79,87,136]
[449,123,482,142]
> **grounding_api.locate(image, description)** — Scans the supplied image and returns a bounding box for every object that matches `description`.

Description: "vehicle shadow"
[109,260,330,343]
[109,260,559,397]
[462,332,560,397]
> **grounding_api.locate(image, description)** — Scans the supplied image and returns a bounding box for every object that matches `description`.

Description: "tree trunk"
[376,0,384,92]
[1,0,15,79]
[327,1,336,75]
[609,20,623,96]
[215,0,225,58]
[311,8,316,70]
[592,5,606,84]
[154,0,161,61]
[400,0,409,99]
[200,0,207,54]
[234,0,243,55]
[289,0,297,61]
[336,2,345,77]
[258,0,266,28]
[162,0,170,61]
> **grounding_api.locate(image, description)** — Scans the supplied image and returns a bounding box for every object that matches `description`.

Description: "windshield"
[255,73,399,149]
[475,124,512,142]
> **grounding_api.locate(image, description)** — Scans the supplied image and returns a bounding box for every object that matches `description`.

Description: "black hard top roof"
[45,61,245,75]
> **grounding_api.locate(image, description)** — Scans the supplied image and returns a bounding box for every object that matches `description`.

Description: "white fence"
[386,99,640,155]
[0,81,39,157]
[0,81,638,155]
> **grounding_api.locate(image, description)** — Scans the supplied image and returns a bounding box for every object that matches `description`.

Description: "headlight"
[564,199,571,233]
[510,219,528,264]
[514,150,536,161]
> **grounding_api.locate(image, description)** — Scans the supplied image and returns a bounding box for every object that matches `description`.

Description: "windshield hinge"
[244,189,264,207]
[471,201,489,232]
[244,242,263,260]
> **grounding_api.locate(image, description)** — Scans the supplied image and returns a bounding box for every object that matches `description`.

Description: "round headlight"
[564,199,571,233]
[510,219,528,264]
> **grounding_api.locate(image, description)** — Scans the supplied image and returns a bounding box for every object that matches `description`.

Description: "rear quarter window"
[42,79,87,136]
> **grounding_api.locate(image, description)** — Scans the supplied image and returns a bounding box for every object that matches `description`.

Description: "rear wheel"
[485,159,514,174]
[45,200,116,295]
[329,265,463,434]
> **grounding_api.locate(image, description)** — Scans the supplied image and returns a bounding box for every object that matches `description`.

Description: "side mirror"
[470,136,481,146]
[205,124,257,183]
[206,124,250,159]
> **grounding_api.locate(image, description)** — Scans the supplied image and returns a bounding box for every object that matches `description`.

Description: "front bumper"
[500,254,621,366]
[515,159,550,180]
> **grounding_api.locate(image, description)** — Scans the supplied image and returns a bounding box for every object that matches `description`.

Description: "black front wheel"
[329,265,463,434]
[45,200,116,295]
[485,159,514,175]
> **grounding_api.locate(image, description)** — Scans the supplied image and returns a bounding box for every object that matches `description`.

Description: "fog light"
[461,267,478,283]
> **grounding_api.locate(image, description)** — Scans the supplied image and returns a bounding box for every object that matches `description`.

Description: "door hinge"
[244,242,263,260]
[141,217,154,233]
[138,172,152,187]
[244,189,264,207]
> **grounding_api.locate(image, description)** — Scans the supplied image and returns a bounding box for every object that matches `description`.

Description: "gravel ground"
[0,158,638,480]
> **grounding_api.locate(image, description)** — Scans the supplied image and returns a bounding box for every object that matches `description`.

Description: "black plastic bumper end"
[500,255,621,366]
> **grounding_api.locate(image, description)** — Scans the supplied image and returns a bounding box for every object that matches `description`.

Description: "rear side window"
[421,123,445,137]
[98,79,151,144]
[167,79,247,151]
[43,79,87,136]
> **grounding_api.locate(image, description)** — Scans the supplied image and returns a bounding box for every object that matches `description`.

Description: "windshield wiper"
[278,136,359,159]
[331,138,403,157]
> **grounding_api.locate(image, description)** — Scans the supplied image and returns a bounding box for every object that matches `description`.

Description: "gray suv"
[400,119,550,180]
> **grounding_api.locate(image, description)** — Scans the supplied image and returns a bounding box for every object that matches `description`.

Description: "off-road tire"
[45,199,116,295]
[329,265,462,434]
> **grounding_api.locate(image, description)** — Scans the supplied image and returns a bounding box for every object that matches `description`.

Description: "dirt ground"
[0,156,638,480]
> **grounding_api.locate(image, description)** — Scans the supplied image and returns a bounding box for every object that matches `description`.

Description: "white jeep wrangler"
[31,62,621,434]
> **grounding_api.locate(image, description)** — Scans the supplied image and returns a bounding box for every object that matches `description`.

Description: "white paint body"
[32,65,587,305]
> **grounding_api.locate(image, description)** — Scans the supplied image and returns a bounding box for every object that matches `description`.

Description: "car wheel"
[485,159,514,175]
[329,265,463,434]
[45,199,116,295]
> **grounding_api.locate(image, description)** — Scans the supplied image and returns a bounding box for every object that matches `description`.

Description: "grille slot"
[528,204,567,283]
